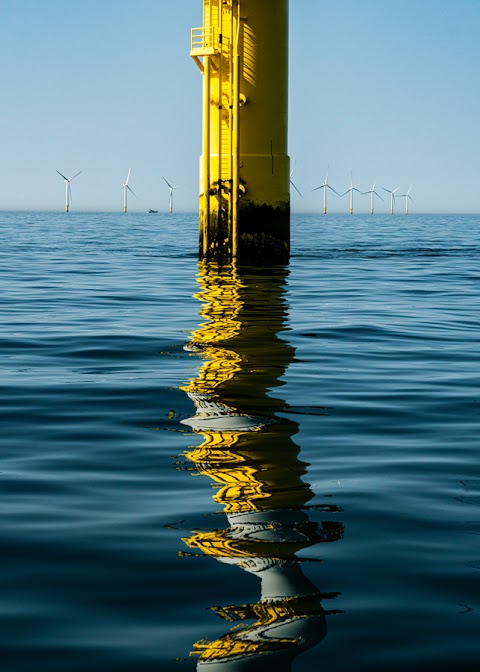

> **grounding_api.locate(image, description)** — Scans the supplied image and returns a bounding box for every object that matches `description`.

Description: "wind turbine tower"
[56,170,82,212]
[123,169,136,213]
[312,171,340,214]
[342,173,362,215]
[162,176,180,214]
[191,0,290,262]
[382,186,399,214]
[399,185,414,214]
[362,180,383,215]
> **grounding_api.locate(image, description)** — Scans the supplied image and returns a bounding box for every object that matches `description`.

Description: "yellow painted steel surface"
[191,0,290,261]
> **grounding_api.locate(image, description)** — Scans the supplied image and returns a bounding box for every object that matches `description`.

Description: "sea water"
[1,211,479,671]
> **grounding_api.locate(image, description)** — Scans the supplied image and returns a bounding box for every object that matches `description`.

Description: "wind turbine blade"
[382,187,392,194]
[409,196,416,205]
[373,191,384,201]
[162,176,173,189]
[127,185,137,198]
[393,187,400,194]
[70,171,82,181]
[327,185,341,196]
[312,185,325,192]
[56,170,68,181]
[407,184,413,195]
[290,180,303,198]
[125,168,131,185]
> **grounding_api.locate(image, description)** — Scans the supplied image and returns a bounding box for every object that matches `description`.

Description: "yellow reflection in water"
[179,261,343,669]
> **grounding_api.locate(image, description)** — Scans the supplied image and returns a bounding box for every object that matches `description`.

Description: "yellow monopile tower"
[191,0,290,262]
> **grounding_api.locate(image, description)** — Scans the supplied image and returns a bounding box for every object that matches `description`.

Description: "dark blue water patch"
[293,246,480,260]
[0,384,195,436]
[0,334,175,355]
[134,250,200,259]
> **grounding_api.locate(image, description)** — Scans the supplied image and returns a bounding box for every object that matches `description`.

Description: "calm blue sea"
[1,211,479,671]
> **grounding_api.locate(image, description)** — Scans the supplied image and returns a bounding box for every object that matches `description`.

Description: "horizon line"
[0,209,479,216]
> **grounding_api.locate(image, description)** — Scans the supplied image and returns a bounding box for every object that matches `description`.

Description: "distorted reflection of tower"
[178,262,343,670]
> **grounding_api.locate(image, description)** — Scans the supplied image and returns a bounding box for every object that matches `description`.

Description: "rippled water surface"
[1,212,479,671]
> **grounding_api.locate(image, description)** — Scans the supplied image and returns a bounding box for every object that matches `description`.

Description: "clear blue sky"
[0,0,478,213]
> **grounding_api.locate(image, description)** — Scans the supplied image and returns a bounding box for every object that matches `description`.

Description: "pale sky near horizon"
[0,0,479,214]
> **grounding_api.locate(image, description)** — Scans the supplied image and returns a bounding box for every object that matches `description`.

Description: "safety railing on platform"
[191,27,217,57]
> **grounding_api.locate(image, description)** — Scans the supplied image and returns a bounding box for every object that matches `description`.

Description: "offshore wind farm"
[51,165,416,215]
[1,2,480,672]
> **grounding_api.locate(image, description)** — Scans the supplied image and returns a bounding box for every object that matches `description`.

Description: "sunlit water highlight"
[1,212,479,671]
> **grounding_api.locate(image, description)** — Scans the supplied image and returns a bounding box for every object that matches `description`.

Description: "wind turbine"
[362,180,384,215]
[312,169,340,214]
[341,172,362,215]
[398,185,415,215]
[382,186,400,214]
[290,163,303,199]
[56,170,82,212]
[162,176,180,213]
[122,168,137,213]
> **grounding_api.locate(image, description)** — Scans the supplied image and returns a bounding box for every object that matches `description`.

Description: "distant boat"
[148,209,158,214]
